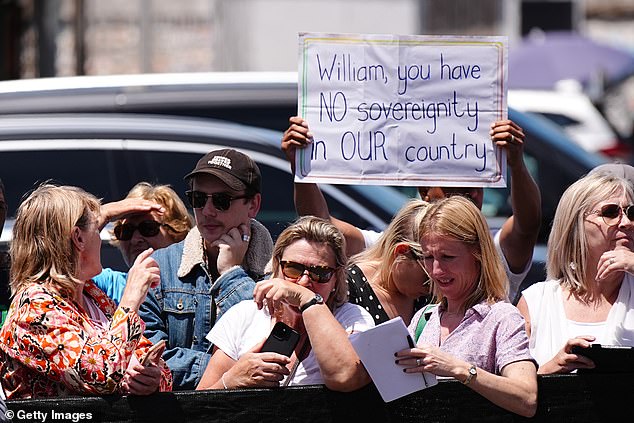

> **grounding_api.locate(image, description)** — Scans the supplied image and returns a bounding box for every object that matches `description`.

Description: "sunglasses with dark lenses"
[185,190,249,211]
[113,220,167,241]
[279,260,336,284]
[587,203,634,226]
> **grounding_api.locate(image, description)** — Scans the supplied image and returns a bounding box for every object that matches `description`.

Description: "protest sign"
[297,33,508,187]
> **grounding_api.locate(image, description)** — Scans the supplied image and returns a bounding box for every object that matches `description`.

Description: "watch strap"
[462,364,477,385]
[300,294,323,312]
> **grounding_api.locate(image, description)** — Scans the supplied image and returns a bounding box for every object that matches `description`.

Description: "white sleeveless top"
[567,320,606,340]
[522,275,634,365]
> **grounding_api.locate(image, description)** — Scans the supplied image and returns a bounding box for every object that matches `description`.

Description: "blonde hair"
[111,182,193,245]
[547,171,633,294]
[271,216,348,309]
[350,199,430,291]
[419,196,508,309]
[10,184,101,297]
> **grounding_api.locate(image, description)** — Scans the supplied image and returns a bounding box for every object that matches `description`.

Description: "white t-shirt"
[207,300,375,386]
[360,227,530,300]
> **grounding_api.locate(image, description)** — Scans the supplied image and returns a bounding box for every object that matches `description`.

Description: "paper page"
[350,316,437,402]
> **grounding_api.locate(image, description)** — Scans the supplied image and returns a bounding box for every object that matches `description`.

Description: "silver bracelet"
[221,374,229,389]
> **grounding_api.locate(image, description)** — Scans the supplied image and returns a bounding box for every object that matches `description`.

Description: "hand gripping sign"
[296,32,508,188]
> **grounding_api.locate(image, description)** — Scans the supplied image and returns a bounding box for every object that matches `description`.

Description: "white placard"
[297,32,508,187]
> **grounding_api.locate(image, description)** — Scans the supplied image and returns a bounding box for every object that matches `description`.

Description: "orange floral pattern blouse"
[0,280,172,399]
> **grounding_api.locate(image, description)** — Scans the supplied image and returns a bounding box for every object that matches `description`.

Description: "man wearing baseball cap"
[139,148,274,390]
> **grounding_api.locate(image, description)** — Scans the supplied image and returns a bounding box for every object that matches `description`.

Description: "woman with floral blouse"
[0,184,172,399]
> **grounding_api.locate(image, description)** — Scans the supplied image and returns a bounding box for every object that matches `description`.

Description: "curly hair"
[110,182,193,247]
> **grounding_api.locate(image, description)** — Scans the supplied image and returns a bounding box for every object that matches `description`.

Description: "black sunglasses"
[113,220,169,241]
[279,260,336,284]
[586,203,634,226]
[185,190,249,211]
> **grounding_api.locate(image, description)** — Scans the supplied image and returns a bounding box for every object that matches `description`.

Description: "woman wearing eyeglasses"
[195,216,374,392]
[516,170,634,374]
[93,182,194,304]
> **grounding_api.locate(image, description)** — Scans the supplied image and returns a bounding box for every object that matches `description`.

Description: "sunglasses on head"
[185,190,249,211]
[586,203,634,226]
[279,260,336,284]
[113,220,168,241]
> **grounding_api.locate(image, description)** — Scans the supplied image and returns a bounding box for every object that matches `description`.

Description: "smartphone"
[571,344,634,373]
[141,340,166,366]
[260,322,300,357]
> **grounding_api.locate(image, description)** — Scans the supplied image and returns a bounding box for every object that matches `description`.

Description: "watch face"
[301,293,325,312]
[469,367,477,375]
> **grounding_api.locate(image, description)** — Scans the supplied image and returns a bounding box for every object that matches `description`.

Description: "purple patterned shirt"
[408,300,535,374]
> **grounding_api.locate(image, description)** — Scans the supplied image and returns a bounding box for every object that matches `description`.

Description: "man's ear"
[71,226,85,252]
[248,193,262,218]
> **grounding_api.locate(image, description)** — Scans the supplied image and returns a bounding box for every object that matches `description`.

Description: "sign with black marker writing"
[296,32,508,187]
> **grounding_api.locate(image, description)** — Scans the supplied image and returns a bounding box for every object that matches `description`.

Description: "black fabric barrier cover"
[5,373,633,423]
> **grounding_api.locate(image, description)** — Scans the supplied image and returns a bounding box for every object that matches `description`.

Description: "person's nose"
[296,271,313,287]
[201,198,219,217]
[618,210,633,229]
[130,228,145,242]
[430,259,444,278]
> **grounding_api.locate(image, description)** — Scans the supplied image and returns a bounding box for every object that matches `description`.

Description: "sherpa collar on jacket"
[177,219,273,279]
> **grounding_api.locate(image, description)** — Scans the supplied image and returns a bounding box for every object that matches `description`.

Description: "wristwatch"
[300,293,324,312]
[463,364,477,385]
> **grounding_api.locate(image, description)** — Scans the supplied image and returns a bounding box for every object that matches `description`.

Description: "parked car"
[0,72,298,132]
[0,113,408,271]
[508,86,631,160]
[0,72,610,295]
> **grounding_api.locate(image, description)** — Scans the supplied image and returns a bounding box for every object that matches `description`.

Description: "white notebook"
[350,316,437,402]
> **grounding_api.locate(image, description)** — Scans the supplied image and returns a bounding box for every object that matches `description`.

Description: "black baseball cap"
[184,148,262,193]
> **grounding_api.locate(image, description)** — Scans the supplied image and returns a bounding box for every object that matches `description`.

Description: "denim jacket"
[139,220,273,390]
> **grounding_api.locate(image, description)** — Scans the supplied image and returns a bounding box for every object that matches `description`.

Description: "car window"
[0,145,392,242]
[533,112,581,128]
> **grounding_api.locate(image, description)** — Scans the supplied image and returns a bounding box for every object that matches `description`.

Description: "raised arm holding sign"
[282,33,541,301]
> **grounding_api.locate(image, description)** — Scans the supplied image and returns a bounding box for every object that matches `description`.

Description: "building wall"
[10,0,634,77]
[212,0,422,71]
